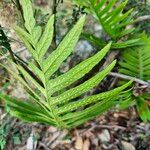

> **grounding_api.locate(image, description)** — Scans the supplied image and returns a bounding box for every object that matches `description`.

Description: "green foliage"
[0,117,11,150]
[119,34,150,80]
[0,113,29,150]
[73,0,142,49]
[0,0,131,129]
[119,33,150,121]
[0,26,11,54]
[82,33,142,49]
[89,0,134,39]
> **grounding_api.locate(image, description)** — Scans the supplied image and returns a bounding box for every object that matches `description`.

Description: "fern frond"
[0,0,131,129]
[74,0,134,40]
[119,33,150,122]
[82,33,143,49]
[119,33,150,81]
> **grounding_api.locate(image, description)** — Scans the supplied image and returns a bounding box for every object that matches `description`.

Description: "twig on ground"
[109,72,150,86]
[39,142,51,150]
[81,124,126,135]
[135,15,150,22]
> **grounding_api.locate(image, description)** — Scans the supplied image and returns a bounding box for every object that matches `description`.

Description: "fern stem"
[37,57,68,128]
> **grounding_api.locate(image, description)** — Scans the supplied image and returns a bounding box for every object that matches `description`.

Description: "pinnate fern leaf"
[74,0,134,39]
[119,33,150,122]
[0,0,131,129]
[119,34,150,81]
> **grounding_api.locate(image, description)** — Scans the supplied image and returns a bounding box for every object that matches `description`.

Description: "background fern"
[119,33,150,122]
[73,0,142,49]
[0,0,131,129]
[119,34,150,80]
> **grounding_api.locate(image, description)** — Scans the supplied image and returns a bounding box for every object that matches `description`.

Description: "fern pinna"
[119,33,150,122]
[0,0,131,129]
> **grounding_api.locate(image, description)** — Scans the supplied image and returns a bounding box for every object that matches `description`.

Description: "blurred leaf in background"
[0,26,10,54]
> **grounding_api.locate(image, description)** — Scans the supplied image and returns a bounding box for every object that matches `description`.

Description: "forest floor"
[1,107,150,150]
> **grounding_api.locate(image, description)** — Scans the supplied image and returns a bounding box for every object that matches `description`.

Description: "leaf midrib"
[138,48,144,79]
[37,54,68,128]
